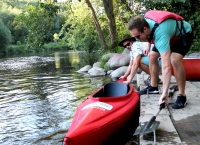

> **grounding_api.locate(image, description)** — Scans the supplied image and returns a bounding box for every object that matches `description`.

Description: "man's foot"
[172,95,187,109]
[144,76,162,86]
[138,85,159,95]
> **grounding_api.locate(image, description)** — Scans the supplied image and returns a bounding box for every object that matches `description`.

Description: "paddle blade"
[134,121,160,135]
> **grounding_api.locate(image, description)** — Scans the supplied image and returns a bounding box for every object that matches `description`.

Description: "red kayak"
[63,80,140,145]
[171,58,200,80]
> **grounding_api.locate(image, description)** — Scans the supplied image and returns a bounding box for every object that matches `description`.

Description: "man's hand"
[159,94,168,105]
[143,42,151,56]
[143,48,149,56]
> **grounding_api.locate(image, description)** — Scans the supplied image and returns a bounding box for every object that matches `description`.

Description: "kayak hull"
[171,58,200,80]
[64,82,140,145]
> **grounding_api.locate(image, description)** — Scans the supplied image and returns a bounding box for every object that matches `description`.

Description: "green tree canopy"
[0,19,12,54]
[16,1,59,52]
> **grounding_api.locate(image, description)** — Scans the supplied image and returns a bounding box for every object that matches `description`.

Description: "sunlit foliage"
[16,1,59,51]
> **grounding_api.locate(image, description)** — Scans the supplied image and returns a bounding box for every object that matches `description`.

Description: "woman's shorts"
[142,56,162,68]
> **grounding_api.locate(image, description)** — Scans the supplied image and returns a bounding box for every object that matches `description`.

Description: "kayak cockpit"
[93,82,130,98]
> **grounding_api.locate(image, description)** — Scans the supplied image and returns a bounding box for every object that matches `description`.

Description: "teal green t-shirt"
[145,18,192,54]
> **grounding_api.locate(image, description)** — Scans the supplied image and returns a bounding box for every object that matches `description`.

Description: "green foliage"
[6,44,26,54]
[1,0,38,9]
[0,1,28,44]
[59,0,134,54]
[60,1,101,53]
[15,1,59,51]
[1,0,200,56]
[114,0,134,53]
[16,41,21,45]
[0,19,12,54]
[100,58,109,70]
[44,41,69,51]
[6,41,69,54]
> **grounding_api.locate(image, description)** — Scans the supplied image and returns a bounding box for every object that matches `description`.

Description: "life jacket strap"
[148,23,159,43]
[177,20,187,46]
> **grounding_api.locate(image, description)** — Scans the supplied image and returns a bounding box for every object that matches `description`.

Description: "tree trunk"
[102,0,118,48]
[116,1,126,30]
[85,0,109,51]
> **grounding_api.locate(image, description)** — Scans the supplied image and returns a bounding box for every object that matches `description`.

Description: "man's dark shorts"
[151,31,194,56]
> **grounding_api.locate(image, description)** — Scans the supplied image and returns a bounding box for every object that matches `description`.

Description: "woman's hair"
[128,15,149,32]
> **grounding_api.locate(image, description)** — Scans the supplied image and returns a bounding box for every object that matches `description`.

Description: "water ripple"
[0,51,111,144]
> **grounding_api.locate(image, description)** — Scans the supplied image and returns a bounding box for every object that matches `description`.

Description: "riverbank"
[137,74,200,144]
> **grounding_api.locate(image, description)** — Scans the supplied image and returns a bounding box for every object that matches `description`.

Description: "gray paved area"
[137,74,200,145]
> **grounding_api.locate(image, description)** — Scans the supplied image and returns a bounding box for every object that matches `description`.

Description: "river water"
[0,51,114,145]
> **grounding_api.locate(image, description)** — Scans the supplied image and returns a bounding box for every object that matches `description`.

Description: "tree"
[0,19,12,54]
[85,0,109,51]
[101,0,117,48]
[59,0,132,53]
[16,1,59,52]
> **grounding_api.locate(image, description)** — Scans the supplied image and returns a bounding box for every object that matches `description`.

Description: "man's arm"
[159,49,171,104]
[143,42,151,56]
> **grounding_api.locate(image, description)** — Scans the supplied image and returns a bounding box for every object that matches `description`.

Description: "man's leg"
[170,32,194,109]
[171,52,187,109]
[171,53,185,96]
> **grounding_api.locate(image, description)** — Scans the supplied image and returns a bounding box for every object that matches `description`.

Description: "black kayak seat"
[103,82,129,97]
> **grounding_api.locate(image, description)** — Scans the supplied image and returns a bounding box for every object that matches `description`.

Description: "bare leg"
[171,53,185,96]
[148,51,160,87]
[139,61,150,75]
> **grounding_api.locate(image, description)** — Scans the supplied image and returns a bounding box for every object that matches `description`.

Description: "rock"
[88,67,106,76]
[107,54,130,69]
[107,70,114,75]
[122,48,130,55]
[110,66,128,78]
[93,62,101,67]
[77,65,92,73]
[101,53,117,62]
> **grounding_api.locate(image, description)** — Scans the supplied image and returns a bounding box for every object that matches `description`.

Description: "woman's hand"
[119,75,126,79]
[123,80,131,85]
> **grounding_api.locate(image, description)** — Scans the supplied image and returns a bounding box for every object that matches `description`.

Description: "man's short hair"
[128,15,149,32]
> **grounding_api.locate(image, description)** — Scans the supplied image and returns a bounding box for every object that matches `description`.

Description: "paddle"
[133,102,166,144]
[144,102,165,130]
[168,85,179,98]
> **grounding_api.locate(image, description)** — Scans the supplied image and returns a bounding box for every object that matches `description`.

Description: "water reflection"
[0,51,111,145]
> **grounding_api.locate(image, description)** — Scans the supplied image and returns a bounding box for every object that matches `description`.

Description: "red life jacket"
[144,10,186,46]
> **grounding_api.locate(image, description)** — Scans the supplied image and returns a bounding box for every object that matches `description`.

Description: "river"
[0,50,138,145]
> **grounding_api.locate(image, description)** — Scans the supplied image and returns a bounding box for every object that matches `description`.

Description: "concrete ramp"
[137,74,182,144]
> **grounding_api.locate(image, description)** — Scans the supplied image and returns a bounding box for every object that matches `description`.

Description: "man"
[127,10,194,109]
[119,34,161,91]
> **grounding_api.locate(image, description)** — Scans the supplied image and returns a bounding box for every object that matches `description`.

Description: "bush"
[0,19,12,54]
[5,44,26,54]
[44,42,70,51]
